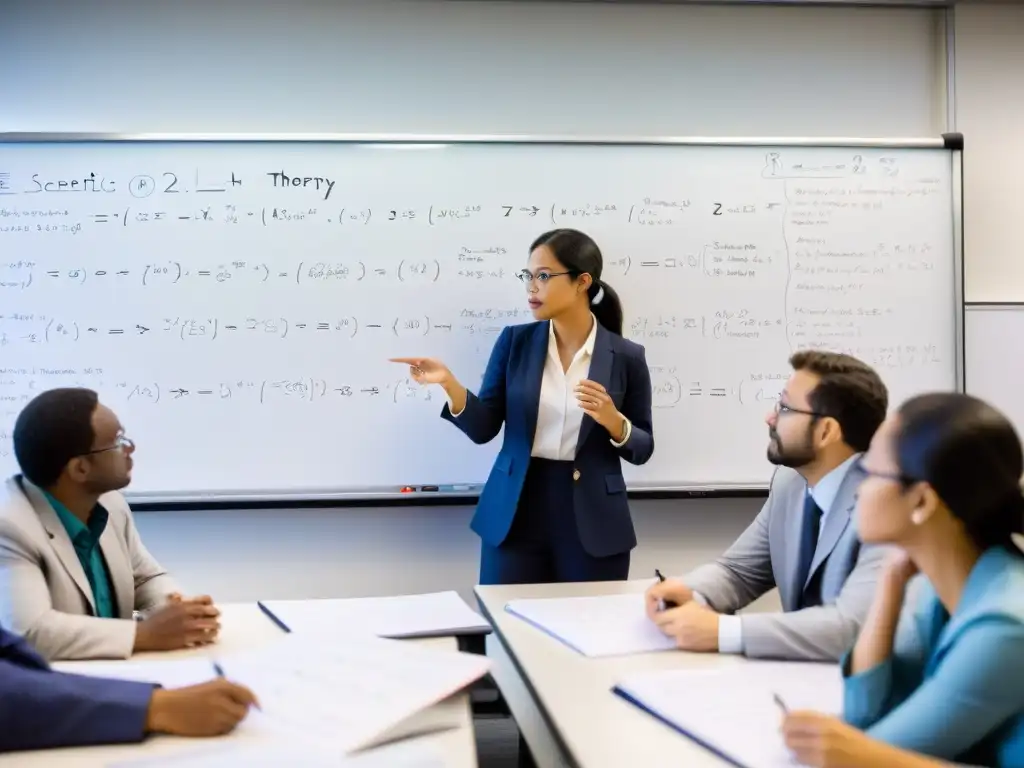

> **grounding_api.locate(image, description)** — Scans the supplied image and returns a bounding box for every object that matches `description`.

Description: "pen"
[213,661,262,711]
[654,568,679,610]
[773,692,789,715]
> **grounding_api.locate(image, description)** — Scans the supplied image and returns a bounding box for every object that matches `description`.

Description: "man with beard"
[645,350,890,661]
[0,388,220,660]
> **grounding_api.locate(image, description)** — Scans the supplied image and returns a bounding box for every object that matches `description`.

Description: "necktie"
[794,492,822,608]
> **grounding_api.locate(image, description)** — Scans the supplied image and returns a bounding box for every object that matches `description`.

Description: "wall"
[3,0,943,136]
[953,3,1024,302]
[2,0,949,606]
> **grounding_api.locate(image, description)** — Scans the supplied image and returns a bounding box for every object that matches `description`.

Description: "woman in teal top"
[783,392,1024,768]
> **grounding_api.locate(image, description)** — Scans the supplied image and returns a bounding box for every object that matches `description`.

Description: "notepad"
[258,590,491,638]
[52,657,217,688]
[504,593,677,657]
[216,632,491,754]
[613,662,843,768]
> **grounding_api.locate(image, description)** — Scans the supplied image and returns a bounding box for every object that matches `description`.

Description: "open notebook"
[505,593,676,657]
[258,590,491,638]
[613,662,844,768]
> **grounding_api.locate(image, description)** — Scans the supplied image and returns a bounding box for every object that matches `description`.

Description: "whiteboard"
[0,137,962,502]
[965,304,1024,434]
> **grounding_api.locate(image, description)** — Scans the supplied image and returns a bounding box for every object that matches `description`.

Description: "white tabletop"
[476,579,750,768]
[2,602,477,767]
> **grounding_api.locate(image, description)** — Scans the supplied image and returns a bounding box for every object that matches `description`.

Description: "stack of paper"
[613,662,844,768]
[505,593,676,657]
[258,590,491,638]
[216,632,491,753]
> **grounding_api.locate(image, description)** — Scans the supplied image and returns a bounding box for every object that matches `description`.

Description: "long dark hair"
[529,229,623,336]
[895,392,1024,554]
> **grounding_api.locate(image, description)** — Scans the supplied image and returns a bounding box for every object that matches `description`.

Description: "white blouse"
[452,316,631,459]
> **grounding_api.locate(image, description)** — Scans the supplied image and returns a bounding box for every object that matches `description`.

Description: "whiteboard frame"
[0,133,957,147]
[0,133,967,504]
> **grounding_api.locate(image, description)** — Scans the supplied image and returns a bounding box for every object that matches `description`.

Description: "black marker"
[654,568,679,610]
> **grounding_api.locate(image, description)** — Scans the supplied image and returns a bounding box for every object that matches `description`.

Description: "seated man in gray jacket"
[646,350,890,661]
[0,387,220,660]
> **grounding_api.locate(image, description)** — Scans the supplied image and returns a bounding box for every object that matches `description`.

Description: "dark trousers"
[479,458,631,585]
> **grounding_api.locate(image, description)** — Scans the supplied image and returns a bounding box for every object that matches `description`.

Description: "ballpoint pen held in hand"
[654,568,680,611]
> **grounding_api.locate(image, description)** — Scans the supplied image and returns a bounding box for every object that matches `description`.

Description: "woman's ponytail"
[589,279,624,336]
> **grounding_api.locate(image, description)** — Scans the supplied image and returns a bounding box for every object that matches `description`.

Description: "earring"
[911,508,927,525]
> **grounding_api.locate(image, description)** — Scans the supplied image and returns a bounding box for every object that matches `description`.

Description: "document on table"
[215,633,491,753]
[613,662,844,768]
[52,658,216,688]
[504,593,677,657]
[258,590,491,638]
[108,738,444,767]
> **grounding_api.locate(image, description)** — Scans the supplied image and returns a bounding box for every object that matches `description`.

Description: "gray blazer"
[0,475,180,660]
[684,463,886,661]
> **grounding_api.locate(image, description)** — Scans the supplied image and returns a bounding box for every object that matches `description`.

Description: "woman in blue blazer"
[782,392,1024,768]
[393,229,654,585]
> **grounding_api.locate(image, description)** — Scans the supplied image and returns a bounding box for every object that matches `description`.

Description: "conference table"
[475,580,754,768]
[0,602,478,767]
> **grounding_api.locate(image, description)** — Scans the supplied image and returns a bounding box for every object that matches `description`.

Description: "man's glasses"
[85,435,134,456]
[773,401,822,418]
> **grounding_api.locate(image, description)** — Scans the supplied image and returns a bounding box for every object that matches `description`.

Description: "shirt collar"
[808,453,859,514]
[42,490,108,544]
[547,314,599,358]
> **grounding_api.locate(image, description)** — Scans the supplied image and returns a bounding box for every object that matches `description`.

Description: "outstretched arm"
[441,326,513,445]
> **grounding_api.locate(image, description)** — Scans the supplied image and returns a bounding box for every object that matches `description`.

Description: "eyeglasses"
[85,435,134,456]
[773,401,823,418]
[854,457,911,485]
[516,270,577,285]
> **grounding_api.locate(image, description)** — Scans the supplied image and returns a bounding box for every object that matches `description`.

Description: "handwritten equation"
[797,342,944,370]
[0,368,783,413]
[0,313,523,345]
[0,259,445,289]
[631,311,785,341]
[0,310,786,345]
[649,367,785,409]
[0,377,434,407]
[0,250,752,290]
[0,197,782,236]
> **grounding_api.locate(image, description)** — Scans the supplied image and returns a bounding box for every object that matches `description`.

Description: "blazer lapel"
[99,516,136,619]
[21,479,95,612]
[804,468,860,589]
[521,322,549,442]
[576,325,614,453]
[781,480,810,611]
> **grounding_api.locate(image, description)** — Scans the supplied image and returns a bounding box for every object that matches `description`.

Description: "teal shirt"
[43,491,117,619]
[841,546,1024,766]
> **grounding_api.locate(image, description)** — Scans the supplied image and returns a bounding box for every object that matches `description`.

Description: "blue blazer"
[842,546,1024,766]
[0,624,153,751]
[442,320,654,558]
